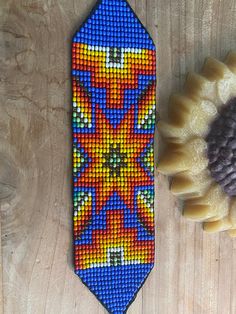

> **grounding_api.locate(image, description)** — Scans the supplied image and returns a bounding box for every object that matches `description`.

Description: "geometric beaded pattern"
[72,0,156,313]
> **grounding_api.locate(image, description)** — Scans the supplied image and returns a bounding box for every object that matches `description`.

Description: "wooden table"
[1,0,236,313]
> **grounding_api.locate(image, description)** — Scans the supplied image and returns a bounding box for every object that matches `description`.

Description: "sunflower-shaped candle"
[158,52,236,237]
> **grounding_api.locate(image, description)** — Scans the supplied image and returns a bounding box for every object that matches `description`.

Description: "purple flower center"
[206,98,236,197]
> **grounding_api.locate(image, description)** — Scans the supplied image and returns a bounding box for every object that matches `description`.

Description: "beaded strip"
[72,0,156,313]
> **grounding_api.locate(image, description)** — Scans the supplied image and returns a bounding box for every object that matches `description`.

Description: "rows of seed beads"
[72,0,155,311]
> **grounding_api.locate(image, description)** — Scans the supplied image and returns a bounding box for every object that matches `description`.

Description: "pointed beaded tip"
[72,0,156,313]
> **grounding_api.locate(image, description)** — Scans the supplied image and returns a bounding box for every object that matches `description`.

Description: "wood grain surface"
[1,0,236,313]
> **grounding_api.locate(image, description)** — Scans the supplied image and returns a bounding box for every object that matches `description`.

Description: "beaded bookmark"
[72,0,156,313]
